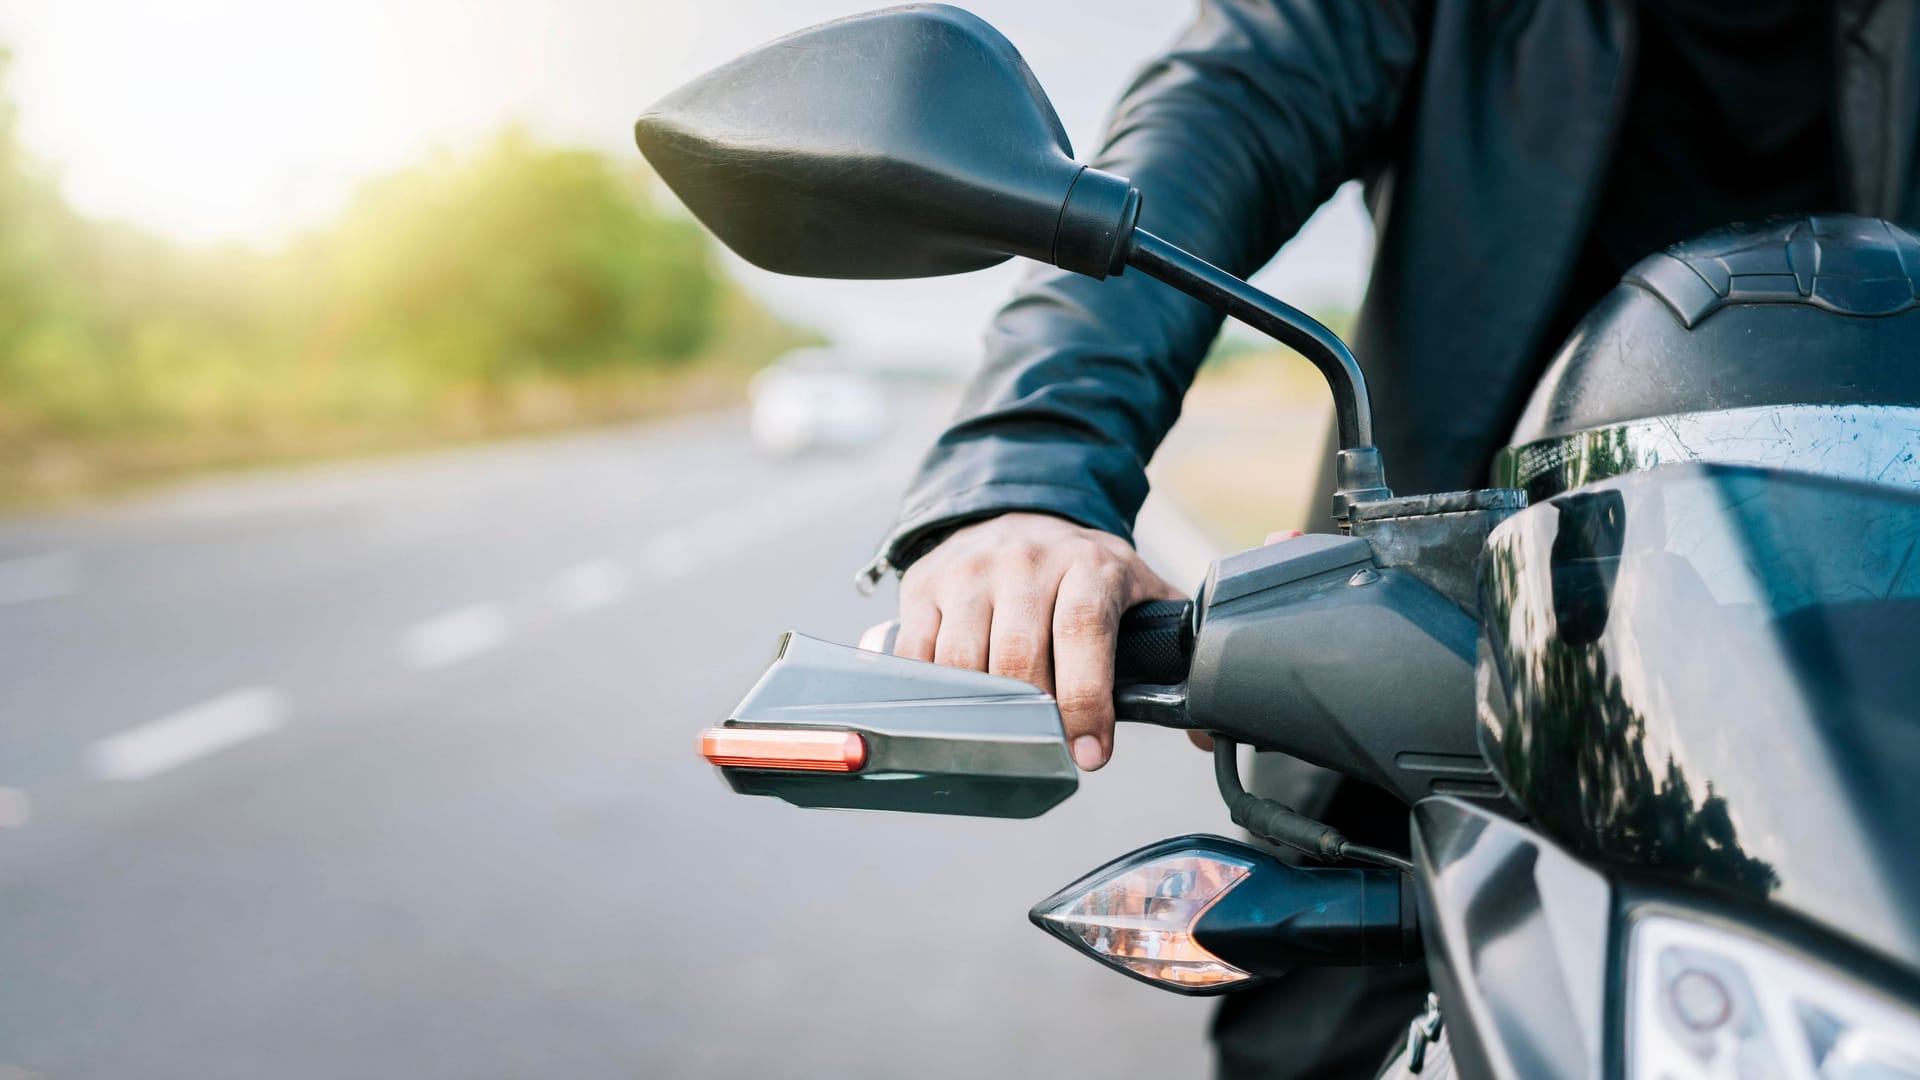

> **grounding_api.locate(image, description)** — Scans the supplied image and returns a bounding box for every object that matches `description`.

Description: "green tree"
[0,55,801,498]
[327,129,721,385]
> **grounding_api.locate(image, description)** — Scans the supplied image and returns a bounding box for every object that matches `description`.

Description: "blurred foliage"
[1151,356,1333,549]
[1157,316,1355,548]
[1201,308,1354,375]
[0,55,808,500]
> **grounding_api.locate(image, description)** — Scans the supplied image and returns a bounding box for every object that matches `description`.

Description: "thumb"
[857,620,899,653]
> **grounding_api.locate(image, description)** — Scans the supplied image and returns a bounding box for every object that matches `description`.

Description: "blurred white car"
[748,349,891,455]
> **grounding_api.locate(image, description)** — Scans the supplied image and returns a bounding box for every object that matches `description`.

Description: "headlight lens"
[1628,913,1920,1079]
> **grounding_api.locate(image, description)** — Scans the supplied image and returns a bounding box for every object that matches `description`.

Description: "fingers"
[888,513,1177,774]
[858,620,898,653]
[932,588,991,671]
[986,559,1058,694]
[1263,528,1305,546]
[891,599,939,662]
[1051,560,1124,771]
[1187,730,1215,752]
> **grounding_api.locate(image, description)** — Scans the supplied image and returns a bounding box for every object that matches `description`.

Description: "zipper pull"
[854,550,895,596]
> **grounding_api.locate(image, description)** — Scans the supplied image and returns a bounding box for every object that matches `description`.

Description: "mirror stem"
[1126,228,1390,521]
[1126,228,1374,450]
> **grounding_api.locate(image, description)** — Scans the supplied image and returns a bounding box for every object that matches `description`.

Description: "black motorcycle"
[644,7,1920,1077]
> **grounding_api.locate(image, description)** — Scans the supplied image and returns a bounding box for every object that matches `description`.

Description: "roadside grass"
[0,363,754,509]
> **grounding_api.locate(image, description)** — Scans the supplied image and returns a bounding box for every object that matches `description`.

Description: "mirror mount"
[1054,167,1141,279]
[1121,228,1389,520]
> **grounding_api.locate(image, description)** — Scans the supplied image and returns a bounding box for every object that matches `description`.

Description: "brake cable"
[1212,736,1415,873]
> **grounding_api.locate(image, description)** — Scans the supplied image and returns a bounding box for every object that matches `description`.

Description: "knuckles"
[895,514,1142,737]
[1054,598,1118,639]
[1003,541,1050,571]
[1054,685,1113,723]
[987,628,1045,664]
[903,517,1146,630]
[935,636,988,669]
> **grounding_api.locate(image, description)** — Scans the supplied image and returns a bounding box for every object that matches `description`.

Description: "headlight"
[1628,912,1920,1079]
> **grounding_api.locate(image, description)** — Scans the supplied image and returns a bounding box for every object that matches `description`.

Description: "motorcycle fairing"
[1479,462,1920,971]
[1410,797,1612,1080]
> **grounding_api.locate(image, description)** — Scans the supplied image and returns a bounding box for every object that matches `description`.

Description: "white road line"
[644,529,700,579]
[641,474,882,581]
[391,460,891,672]
[0,787,30,829]
[400,603,511,669]
[0,552,78,607]
[547,558,631,613]
[86,688,288,782]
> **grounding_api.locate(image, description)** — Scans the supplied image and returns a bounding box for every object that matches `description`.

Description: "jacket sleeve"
[875,0,1425,572]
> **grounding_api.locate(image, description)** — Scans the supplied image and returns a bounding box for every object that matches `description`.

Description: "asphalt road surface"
[0,397,1236,1079]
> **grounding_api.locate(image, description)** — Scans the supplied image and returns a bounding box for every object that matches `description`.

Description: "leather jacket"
[867,0,1920,581]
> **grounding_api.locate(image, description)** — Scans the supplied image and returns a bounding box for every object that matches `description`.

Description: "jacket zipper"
[855,550,894,596]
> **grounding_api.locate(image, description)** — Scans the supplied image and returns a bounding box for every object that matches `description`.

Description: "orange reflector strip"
[699,727,866,772]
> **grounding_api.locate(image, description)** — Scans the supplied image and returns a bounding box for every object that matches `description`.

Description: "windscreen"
[1480,463,1920,970]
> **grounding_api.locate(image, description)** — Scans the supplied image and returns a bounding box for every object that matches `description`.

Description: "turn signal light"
[699,726,866,773]
[1030,838,1256,994]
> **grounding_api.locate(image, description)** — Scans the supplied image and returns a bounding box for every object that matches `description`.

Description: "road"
[0,396,1235,1079]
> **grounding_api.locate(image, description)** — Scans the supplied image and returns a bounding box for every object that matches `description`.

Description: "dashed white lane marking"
[404,471,876,669]
[400,603,511,669]
[645,522,766,579]
[0,552,78,607]
[86,688,289,782]
[547,558,631,613]
[0,787,31,829]
[641,473,882,581]
[644,530,699,579]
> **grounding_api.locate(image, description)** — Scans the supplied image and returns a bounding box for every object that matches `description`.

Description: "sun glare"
[4,1,461,245]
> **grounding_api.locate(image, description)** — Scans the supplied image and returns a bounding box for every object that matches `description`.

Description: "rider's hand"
[884,512,1183,772]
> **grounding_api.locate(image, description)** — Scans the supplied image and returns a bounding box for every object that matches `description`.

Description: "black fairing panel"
[1410,798,1611,1080]
[1479,463,1920,970]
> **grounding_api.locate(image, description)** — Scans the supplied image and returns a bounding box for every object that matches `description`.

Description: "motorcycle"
[638,6,1920,1076]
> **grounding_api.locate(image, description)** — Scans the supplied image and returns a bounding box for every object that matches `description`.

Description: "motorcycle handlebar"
[1113,599,1194,686]
[859,597,1196,704]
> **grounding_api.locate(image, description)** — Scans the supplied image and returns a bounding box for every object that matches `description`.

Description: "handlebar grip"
[1114,599,1193,685]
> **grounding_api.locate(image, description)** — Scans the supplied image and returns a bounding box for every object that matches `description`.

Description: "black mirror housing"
[634,3,1138,280]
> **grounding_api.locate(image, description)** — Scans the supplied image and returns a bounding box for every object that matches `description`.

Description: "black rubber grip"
[1114,599,1193,685]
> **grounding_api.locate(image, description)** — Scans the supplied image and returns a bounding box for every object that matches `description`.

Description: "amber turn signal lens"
[699,726,866,772]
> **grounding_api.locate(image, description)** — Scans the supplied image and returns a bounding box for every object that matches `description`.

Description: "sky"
[0,0,1373,356]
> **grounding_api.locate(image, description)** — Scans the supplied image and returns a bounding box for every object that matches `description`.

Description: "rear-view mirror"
[634,4,1139,281]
